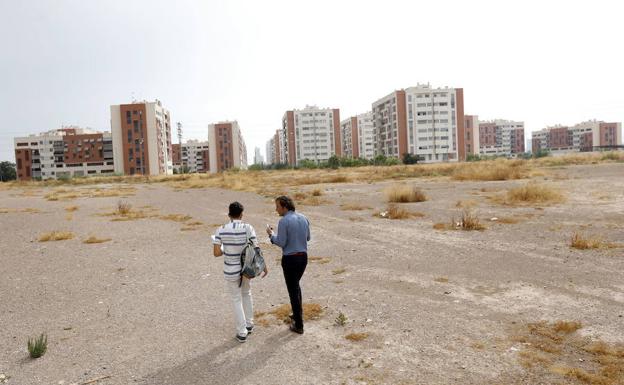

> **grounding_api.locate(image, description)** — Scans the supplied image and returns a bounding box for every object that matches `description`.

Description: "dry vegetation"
[340,203,371,211]
[44,187,136,201]
[83,236,112,244]
[570,232,618,250]
[384,184,427,203]
[451,159,529,181]
[332,268,346,275]
[38,231,74,242]
[373,204,425,220]
[0,207,41,214]
[454,209,486,230]
[510,321,624,385]
[159,214,193,222]
[309,256,331,264]
[64,205,79,212]
[254,303,324,326]
[503,183,565,205]
[345,332,369,342]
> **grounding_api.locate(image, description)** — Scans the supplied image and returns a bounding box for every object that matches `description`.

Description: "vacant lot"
[1,161,623,385]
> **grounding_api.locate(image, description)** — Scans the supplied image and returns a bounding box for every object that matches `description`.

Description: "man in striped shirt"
[213,201,267,343]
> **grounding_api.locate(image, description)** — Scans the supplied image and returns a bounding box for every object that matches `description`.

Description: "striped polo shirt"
[213,220,258,281]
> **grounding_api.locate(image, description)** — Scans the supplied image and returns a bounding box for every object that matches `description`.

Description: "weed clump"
[27,333,47,358]
[38,231,74,242]
[384,184,427,203]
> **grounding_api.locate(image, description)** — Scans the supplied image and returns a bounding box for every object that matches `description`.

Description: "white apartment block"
[532,120,622,154]
[182,140,210,173]
[265,138,275,165]
[14,127,114,181]
[208,121,247,173]
[340,111,375,160]
[372,84,466,163]
[478,119,525,156]
[282,106,341,165]
[110,100,173,176]
[253,147,264,165]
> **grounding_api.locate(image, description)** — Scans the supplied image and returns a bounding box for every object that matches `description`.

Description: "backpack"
[239,224,266,286]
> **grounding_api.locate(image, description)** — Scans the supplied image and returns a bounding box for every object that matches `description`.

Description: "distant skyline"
[1,0,622,162]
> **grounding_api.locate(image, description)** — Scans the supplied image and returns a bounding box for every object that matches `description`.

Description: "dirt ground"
[1,163,623,385]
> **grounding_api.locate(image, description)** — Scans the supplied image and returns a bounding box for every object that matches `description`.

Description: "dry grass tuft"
[384,184,427,203]
[159,214,192,222]
[570,232,618,250]
[332,268,346,275]
[433,222,450,230]
[255,303,325,325]
[340,203,371,211]
[496,217,520,224]
[83,236,112,244]
[39,231,74,242]
[455,200,477,209]
[374,204,424,220]
[64,206,79,212]
[311,188,323,196]
[452,159,529,181]
[434,277,449,283]
[1,207,41,214]
[509,320,624,385]
[500,183,565,206]
[309,256,331,264]
[345,332,369,342]
[117,201,132,215]
[454,209,486,231]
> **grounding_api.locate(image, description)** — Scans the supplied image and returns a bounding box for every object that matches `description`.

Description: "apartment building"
[14,127,114,181]
[532,120,622,154]
[372,84,465,162]
[340,111,375,160]
[181,140,210,173]
[208,121,247,172]
[265,138,274,165]
[281,106,341,165]
[478,119,525,156]
[253,147,264,165]
[110,100,173,176]
[464,115,480,157]
[172,143,182,172]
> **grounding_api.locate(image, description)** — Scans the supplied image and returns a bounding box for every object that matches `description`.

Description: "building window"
[126,111,132,124]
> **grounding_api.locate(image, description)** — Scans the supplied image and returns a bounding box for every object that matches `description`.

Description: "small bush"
[117,201,132,215]
[27,333,47,358]
[83,236,111,244]
[311,188,323,196]
[454,210,486,231]
[505,183,564,205]
[38,231,74,242]
[374,204,424,220]
[345,332,369,342]
[340,203,370,211]
[385,184,427,203]
[570,232,616,250]
[335,312,348,326]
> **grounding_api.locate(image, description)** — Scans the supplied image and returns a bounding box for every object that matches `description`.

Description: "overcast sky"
[1,0,622,162]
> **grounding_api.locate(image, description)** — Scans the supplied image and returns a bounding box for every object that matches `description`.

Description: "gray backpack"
[239,225,266,286]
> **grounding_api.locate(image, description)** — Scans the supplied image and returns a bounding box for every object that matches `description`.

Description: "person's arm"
[212,228,223,257]
[270,217,288,248]
[306,217,311,241]
[249,225,259,248]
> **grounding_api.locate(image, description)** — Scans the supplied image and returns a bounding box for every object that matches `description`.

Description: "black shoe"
[236,334,247,343]
[246,325,254,334]
[289,323,304,334]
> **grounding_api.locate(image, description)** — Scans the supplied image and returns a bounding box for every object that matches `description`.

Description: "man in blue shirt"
[267,195,310,334]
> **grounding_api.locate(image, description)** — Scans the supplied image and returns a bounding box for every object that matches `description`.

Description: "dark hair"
[228,201,244,218]
[275,195,295,211]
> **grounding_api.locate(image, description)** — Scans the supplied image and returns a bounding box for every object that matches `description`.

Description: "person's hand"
[265,225,273,236]
[261,266,268,278]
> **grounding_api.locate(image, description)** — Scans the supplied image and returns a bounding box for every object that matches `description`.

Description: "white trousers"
[225,278,253,337]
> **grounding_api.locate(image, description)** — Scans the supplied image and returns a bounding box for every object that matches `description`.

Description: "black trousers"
[281,253,308,329]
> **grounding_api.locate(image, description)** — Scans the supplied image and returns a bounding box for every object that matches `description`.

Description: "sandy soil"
[1,163,623,385]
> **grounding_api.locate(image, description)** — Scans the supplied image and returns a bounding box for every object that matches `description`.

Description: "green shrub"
[28,333,47,358]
